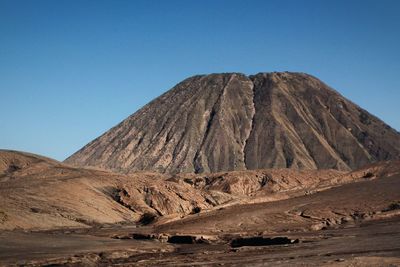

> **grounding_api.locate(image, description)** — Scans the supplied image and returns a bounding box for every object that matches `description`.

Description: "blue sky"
[1,0,399,161]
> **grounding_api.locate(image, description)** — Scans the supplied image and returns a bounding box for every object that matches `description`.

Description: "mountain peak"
[65,72,400,174]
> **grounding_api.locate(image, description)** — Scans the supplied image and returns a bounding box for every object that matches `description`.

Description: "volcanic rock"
[65,72,400,173]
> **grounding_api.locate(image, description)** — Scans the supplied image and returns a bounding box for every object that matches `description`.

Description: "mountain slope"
[65,72,400,173]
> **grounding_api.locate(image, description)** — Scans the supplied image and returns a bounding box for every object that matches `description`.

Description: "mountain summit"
[65,72,400,173]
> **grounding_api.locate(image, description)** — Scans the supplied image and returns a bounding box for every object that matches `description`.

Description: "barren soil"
[0,150,399,265]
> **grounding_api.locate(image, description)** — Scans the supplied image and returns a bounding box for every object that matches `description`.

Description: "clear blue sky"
[1,0,399,161]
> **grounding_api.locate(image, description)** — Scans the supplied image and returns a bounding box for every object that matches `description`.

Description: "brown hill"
[1,150,399,231]
[0,150,217,230]
[65,72,400,174]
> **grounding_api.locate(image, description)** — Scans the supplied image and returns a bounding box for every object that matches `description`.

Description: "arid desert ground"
[0,150,399,266]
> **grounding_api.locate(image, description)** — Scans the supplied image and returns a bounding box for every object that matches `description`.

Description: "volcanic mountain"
[65,72,400,173]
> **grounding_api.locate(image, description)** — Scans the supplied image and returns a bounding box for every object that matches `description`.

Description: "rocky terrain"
[65,72,400,173]
[0,150,217,230]
[0,150,400,265]
[2,150,396,231]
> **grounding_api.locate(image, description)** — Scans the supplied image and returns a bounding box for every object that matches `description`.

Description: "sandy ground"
[0,217,399,266]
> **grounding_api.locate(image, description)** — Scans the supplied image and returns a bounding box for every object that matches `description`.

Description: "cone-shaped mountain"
[65,72,400,173]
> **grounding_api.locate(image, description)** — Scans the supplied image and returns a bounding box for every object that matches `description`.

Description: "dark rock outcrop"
[230,236,299,248]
